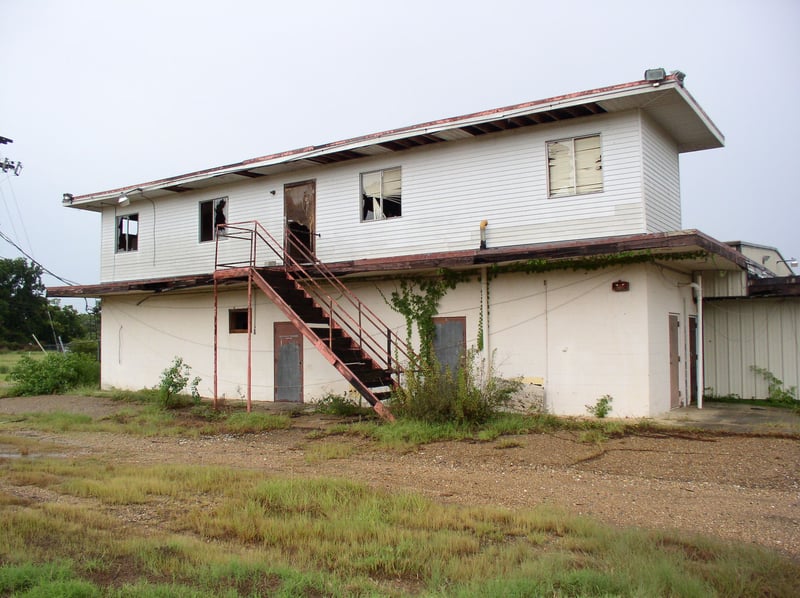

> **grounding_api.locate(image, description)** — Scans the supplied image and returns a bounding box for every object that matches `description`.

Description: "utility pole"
[0,136,23,176]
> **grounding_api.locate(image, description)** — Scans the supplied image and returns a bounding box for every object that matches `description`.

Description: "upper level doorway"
[284,180,316,262]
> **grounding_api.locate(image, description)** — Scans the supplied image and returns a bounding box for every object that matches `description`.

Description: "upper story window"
[361,167,401,221]
[116,214,139,252]
[199,197,228,242]
[547,135,602,198]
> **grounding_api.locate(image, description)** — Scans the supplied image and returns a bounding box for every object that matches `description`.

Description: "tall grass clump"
[392,349,521,425]
[9,352,99,395]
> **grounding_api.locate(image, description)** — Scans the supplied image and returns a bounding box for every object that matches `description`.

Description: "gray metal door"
[274,322,303,402]
[433,317,466,375]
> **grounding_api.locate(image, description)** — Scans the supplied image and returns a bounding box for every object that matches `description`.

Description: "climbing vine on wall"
[486,250,709,278]
[385,269,469,364]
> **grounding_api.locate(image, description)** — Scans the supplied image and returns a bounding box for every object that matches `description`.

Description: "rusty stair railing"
[213,221,410,420]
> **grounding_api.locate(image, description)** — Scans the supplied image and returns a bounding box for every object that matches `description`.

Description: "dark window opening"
[360,167,401,221]
[229,308,249,333]
[200,197,228,242]
[116,214,139,252]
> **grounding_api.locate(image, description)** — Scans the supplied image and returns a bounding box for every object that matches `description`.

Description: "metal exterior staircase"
[213,221,409,421]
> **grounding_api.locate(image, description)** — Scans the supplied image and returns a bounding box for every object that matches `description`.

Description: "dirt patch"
[1,395,799,560]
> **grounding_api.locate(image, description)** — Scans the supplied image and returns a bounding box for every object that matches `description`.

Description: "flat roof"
[63,71,723,212]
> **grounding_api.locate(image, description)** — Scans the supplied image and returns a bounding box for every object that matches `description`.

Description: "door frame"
[283,179,316,262]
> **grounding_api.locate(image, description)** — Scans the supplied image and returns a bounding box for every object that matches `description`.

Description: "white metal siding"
[703,298,800,399]
[698,271,748,298]
[101,179,284,282]
[641,113,681,232]
[100,111,656,282]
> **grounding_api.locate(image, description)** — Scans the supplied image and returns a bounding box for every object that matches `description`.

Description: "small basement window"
[228,308,249,333]
[547,134,602,198]
[361,167,401,221]
[116,214,139,252]
[199,197,228,242]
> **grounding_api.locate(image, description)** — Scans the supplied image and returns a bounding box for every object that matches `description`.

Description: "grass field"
[1,408,798,596]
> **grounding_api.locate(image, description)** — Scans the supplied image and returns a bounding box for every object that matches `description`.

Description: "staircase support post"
[246,268,253,412]
[213,278,219,409]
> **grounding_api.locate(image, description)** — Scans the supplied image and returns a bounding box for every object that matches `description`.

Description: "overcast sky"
[1,0,798,303]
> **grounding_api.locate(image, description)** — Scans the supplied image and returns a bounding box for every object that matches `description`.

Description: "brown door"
[688,316,698,405]
[669,314,680,409]
[284,180,316,262]
[274,322,303,402]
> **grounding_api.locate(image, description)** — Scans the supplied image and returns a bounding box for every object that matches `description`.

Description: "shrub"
[314,392,372,416]
[9,352,99,395]
[67,339,98,356]
[392,349,521,425]
[158,357,201,409]
[586,395,613,418]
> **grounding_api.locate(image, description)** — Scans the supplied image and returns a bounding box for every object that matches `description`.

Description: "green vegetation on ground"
[1,455,796,597]
[1,399,797,596]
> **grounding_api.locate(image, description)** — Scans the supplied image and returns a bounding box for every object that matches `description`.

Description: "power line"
[0,228,80,286]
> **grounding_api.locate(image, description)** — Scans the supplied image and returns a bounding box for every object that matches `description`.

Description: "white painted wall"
[99,110,684,283]
[644,266,696,414]
[100,262,697,417]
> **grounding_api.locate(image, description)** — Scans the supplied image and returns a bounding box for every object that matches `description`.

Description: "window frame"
[360,166,402,222]
[228,308,250,334]
[115,213,139,253]
[546,134,603,198]
[199,197,228,243]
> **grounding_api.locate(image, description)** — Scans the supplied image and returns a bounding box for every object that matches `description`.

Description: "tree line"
[0,257,97,350]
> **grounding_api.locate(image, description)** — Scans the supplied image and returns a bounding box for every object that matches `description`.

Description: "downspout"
[688,276,704,409]
[480,266,490,360]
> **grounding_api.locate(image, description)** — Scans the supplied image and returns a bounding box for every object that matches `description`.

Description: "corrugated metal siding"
[102,111,652,281]
[641,113,681,232]
[698,271,748,298]
[704,298,800,398]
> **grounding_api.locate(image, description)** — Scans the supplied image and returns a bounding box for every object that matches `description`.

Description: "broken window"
[199,197,228,242]
[116,214,139,252]
[360,167,401,221]
[228,308,249,333]
[547,134,602,197]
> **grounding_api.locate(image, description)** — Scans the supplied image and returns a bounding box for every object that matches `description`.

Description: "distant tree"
[48,299,84,345]
[0,258,91,348]
[0,257,49,347]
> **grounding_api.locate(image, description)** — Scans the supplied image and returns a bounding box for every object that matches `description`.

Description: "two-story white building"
[51,70,756,418]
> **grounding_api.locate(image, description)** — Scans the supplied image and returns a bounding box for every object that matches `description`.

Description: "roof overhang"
[47,229,746,298]
[63,73,723,212]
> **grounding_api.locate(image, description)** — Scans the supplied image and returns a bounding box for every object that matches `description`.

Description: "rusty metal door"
[274,322,303,402]
[284,180,316,262]
[669,314,680,409]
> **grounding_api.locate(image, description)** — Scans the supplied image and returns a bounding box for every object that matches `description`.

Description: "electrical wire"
[0,228,80,286]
